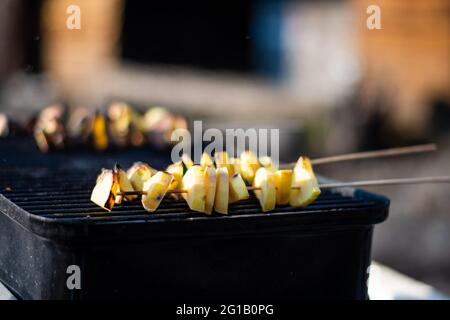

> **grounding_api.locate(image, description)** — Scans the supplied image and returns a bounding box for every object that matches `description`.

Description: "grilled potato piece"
[107,102,132,147]
[214,167,229,214]
[113,167,124,205]
[259,156,277,172]
[274,170,292,205]
[33,128,50,153]
[126,161,157,191]
[204,167,217,214]
[181,153,194,169]
[229,173,249,203]
[166,161,184,190]
[90,169,117,211]
[92,112,109,151]
[114,164,136,202]
[200,152,215,169]
[253,167,276,212]
[289,157,321,207]
[214,151,229,168]
[181,165,206,212]
[230,157,241,176]
[141,171,173,212]
[240,150,260,184]
[166,161,184,200]
[215,151,235,176]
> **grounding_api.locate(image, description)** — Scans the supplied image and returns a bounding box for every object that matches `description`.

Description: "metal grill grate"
[0,166,377,224]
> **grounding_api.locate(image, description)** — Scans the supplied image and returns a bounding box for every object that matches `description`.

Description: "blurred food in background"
[0,0,449,293]
[16,102,187,152]
[0,113,9,137]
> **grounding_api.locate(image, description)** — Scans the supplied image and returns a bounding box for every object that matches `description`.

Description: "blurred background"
[0,0,449,294]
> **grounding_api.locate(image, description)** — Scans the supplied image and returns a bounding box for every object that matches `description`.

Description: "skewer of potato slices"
[90,144,440,214]
[90,153,320,214]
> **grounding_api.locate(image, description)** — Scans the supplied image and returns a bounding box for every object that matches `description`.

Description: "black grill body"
[0,138,389,300]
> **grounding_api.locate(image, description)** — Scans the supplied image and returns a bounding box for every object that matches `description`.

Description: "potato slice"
[114,164,136,202]
[214,151,229,168]
[214,167,229,214]
[289,157,321,207]
[181,153,194,169]
[126,161,157,191]
[259,156,277,172]
[253,167,276,212]
[274,170,292,205]
[230,157,241,176]
[166,161,183,189]
[165,161,184,200]
[215,151,236,176]
[229,173,249,203]
[200,152,215,169]
[141,171,173,212]
[204,167,217,214]
[240,150,260,184]
[181,165,206,212]
[92,112,109,151]
[90,169,117,211]
[114,168,124,205]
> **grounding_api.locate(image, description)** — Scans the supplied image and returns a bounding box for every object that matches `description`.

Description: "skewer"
[117,176,450,196]
[319,176,450,189]
[281,143,437,167]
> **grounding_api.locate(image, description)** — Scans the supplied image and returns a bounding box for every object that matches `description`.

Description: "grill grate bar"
[2,190,347,202]
[5,192,354,207]
[14,197,361,211]
[36,202,376,222]
[33,201,375,219]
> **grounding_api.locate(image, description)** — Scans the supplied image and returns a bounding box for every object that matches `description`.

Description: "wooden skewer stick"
[117,176,450,196]
[319,176,450,189]
[283,143,437,167]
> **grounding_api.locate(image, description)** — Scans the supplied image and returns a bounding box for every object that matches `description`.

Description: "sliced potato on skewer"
[253,167,276,212]
[204,167,217,214]
[274,170,292,205]
[141,171,173,212]
[166,161,184,200]
[229,173,249,203]
[240,150,260,184]
[259,156,277,172]
[289,157,321,207]
[114,169,123,205]
[90,169,117,211]
[92,112,109,151]
[127,161,157,191]
[182,165,206,212]
[215,151,235,176]
[214,151,229,168]
[200,152,215,169]
[114,164,136,202]
[214,167,229,214]
[166,161,184,190]
[181,153,194,169]
[230,157,241,176]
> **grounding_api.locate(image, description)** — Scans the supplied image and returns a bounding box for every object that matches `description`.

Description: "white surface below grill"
[368,262,448,300]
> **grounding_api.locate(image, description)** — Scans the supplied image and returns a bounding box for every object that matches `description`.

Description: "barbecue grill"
[0,137,389,300]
